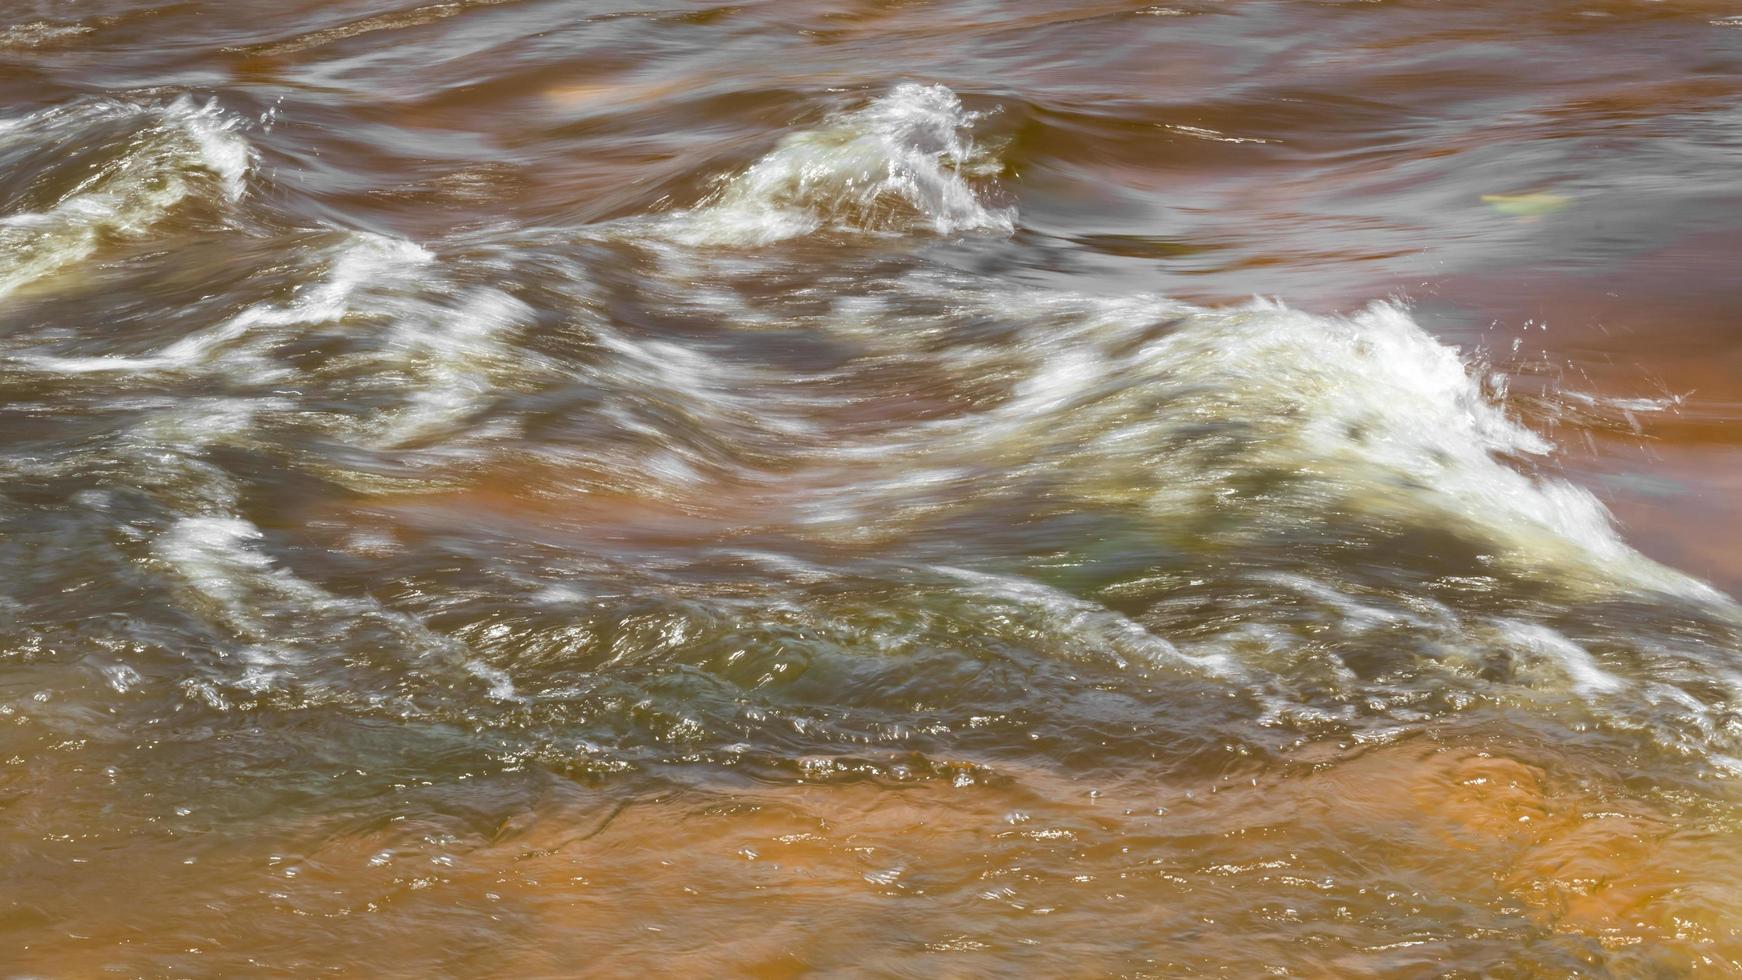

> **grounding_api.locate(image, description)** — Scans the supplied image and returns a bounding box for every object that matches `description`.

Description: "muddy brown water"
[3,1,1742,975]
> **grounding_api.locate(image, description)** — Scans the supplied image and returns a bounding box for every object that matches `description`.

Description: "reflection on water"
[3,0,1742,974]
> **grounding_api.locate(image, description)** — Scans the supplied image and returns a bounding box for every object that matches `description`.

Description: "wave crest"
[0,96,251,300]
[666,83,1012,246]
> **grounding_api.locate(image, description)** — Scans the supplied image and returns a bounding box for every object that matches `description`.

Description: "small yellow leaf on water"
[1481,192,1571,217]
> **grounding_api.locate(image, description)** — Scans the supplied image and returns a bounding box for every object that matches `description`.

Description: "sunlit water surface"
[4,1,1742,975]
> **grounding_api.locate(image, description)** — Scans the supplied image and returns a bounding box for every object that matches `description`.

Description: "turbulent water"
[4,1,1742,975]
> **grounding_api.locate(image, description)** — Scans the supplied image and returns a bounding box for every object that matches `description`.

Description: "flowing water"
[4,1,1742,975]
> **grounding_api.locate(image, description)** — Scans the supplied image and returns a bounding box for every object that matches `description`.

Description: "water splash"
[0,96,251,300]
[795,283,1722,602]
[664,83,1012,246]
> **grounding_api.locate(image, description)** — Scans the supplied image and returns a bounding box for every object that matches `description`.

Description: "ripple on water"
[4,1,1742,973]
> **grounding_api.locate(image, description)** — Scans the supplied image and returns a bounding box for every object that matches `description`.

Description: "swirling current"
[4,2,1742,975]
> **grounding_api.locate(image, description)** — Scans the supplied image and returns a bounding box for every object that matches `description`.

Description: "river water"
[4,1,1742,975]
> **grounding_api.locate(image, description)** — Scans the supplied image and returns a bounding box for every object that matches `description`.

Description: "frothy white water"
[1495,620,1625,697]
[0,79,1718,759]
[371,283,534,445]
[20,224,539,452]
[0,96,251,300]
[158,516,325,629]
[794,283,1720,601]
[1139,299,1642,582]
[664,83,1012,246]
[23,232,433,376]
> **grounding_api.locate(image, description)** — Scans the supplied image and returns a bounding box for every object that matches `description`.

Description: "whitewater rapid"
[2,81,1738,777]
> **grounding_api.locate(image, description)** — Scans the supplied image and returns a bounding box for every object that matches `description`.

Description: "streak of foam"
[0,22,95,48]
[937,566,1243,680]
[1496,620,1625,697]
[226,0,520,57]
[591,325,822,439]
[372,284,534,445]
[663,83,1012,246]
[20,223,543,450]
[23,232,434,376]
[156,515,517,702]
[1247,571,1410,633]
[0,97,252,300]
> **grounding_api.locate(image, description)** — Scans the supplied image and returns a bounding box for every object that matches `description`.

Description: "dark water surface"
[4,1,1742,975]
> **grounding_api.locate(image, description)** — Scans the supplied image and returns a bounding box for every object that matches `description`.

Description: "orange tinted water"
[3,1,1742,975]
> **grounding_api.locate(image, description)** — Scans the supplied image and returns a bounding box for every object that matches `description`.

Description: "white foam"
[663,83,1012,246]
[157,514,517,702]
[1157,299,1708,596]
[1248,572,1409,632]
[0,97,253,300]
[586,324,823,442]
[0,22,95,48]
[157,516,319,618]
[23,232,432,375]
[1498,620,1626,697]
[808,284,1720,600]
[372,284,533,445]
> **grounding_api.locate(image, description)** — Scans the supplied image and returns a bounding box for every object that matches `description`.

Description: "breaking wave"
[0,96,250,300]
[663,82,1012,246]
[7,81,1735,773]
